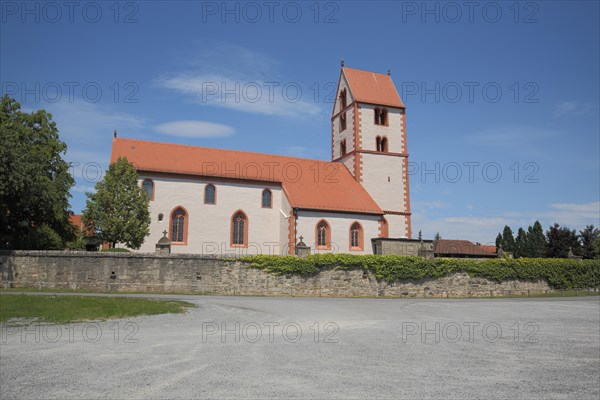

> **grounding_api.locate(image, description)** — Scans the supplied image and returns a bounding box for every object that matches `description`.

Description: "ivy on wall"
[240,254,600,289]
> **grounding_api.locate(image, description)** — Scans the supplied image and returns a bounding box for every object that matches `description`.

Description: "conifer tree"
[580,225,600,259]
[528,221,546,258]
[501,225,515,253]
[514,228,528,258]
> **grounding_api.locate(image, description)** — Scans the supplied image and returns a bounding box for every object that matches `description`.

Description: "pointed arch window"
[380,137,388,152]
[350,222,363,250]
[340,139,347,156]
[380,108,388,125]
[340,88,347,110]
[316,220,331,250]
[376,136,388,152]
[231,211,248,247]
[374,107,389,126]
[339,112,347,131]
[142,179,154,201]
[262,189,272,208]
[204,184,216,204]
[170,207,188,244]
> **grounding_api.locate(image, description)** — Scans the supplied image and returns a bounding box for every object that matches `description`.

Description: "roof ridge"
[342,67,390,77]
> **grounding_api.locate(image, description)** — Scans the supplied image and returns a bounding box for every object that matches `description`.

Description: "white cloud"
[465,125,560,147]
[411,201,600,244]
[547,201,600,226]
[155,45,321,117]
[412,200,448,210]
[47,100,145,144]
[71,185,96,194]
[554,101,594,118]
[156,73,321,117]
[155,120,234,138]
[412,213,512,244]
[277,146,326,159]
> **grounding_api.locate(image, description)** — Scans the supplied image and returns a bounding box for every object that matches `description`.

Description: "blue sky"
[2,0,598,244]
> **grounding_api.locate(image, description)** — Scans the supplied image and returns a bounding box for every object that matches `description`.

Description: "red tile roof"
[69,214,82,230]
[434,239,497,257]
[343,67,405,108]
[111,138,383,215]
[69,214,96,236]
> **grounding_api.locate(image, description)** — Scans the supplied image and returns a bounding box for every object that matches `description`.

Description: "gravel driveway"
[1,293,599,399]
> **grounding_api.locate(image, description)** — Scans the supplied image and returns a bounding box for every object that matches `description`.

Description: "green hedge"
[240,254,600,289]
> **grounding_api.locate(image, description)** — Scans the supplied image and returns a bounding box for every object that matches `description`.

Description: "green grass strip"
[0,294,194,323]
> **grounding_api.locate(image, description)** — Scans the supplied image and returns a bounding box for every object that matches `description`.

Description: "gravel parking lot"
[1,293,599,399]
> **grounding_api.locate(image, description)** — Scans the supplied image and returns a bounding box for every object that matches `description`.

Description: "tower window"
[381,137,388,152]
[340,89,347,110]
[339,112,347,131]
[340,139,347,156]
[376,136,389,152]
[374,107,389,126]
[204,184,216,204]
[262,189,272,208]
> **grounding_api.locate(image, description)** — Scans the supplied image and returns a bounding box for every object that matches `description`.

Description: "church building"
[110,66,412,255]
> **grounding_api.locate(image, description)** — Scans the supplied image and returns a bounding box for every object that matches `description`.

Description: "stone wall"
[0,251,553,297]
[371,238,434,258]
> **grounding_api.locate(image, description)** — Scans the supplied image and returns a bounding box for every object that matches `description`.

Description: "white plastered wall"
[359,153,406,213]
[295,210,381,254]
[358,105,406,153]
[138,175,284,255]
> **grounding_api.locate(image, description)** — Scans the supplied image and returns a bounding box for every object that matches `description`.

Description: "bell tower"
[331,64,412,238]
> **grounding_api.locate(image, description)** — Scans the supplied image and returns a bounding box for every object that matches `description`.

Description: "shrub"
[24,225,63,250]
[66,235,86,250]
[240,254,600,289]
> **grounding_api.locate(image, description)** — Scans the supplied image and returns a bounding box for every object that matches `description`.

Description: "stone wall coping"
[371,238,434,243]
[0,250,243,261]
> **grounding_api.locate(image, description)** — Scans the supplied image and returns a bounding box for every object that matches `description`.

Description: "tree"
[495,233,502,250]
[527,221,546,258]
[514,227,528,258]
[83,157,150,249]
[579,225,600,259]
[501,225,515,253]
[592,237,600,259]
[546,223,580,258]
[0,95,75,249]
[434,232,441,241]
[417,230,422,241]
